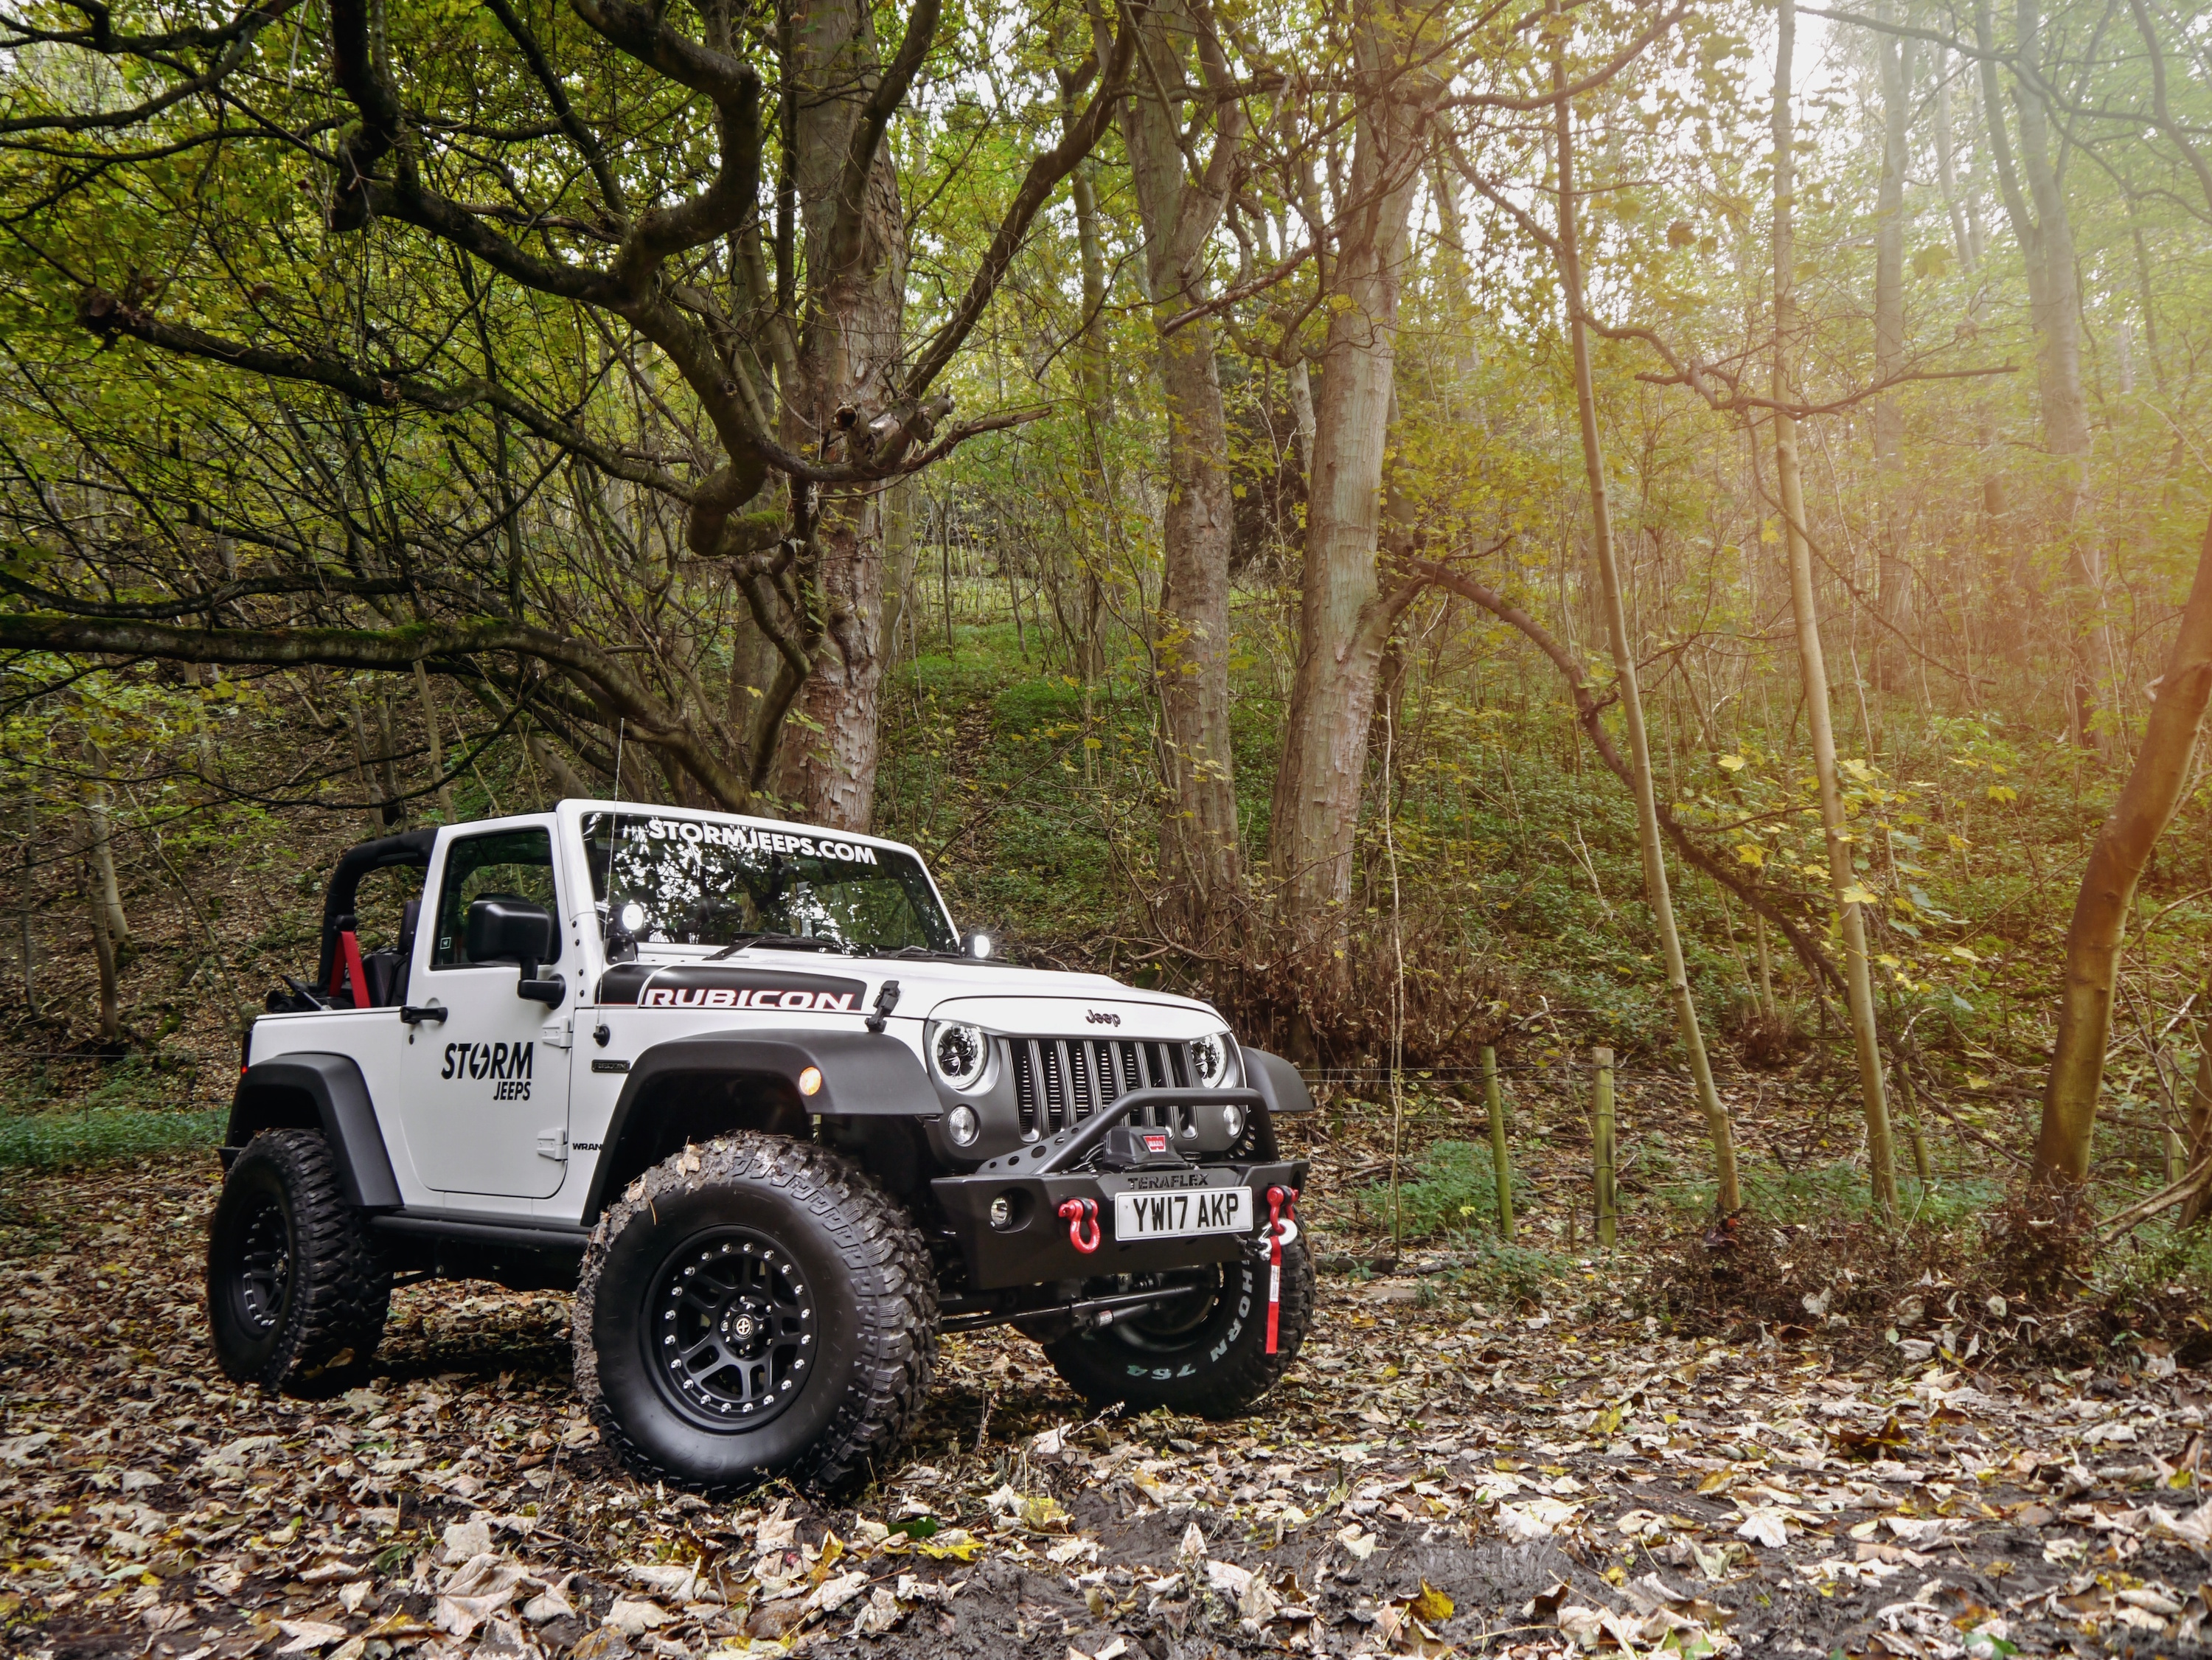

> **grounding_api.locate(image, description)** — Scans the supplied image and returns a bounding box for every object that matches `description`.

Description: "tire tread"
[209,1128,390,1393]
[1046,1236,1313,1420]
[572,1133,936,1498]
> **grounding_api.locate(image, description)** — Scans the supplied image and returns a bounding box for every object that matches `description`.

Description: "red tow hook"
[1058,1197,1101,1254]
[1264,1186,1299,1354]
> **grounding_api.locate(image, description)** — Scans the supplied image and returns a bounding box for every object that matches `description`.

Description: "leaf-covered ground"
[5,1153,2212,1660]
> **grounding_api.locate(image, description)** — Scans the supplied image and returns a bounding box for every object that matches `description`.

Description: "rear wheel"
[1043,1234,1312,1418]
[206,1129,390,1393]
[574,1133,936,1497]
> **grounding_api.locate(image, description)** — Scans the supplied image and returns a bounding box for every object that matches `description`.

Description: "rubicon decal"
[642,985,858,1010]
[595,963,869,1011]
[442,1041,534,1100]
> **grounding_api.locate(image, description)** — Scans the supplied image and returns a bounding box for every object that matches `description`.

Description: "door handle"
[401,1004,448,1024]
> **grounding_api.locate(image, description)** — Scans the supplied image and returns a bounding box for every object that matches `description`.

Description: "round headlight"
[619,901,647,933]
[1191,1031,1233,1087]
[931,1021,990,1090]
[1221,1102,1245,1142]
[947,1102,981,1146]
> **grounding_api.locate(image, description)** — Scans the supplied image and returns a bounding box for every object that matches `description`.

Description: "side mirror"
[960,931,994,960]
[465,897,566,1007]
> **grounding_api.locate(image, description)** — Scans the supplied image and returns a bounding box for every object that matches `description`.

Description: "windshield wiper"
[888,945,968,962]
[706,932,849,960]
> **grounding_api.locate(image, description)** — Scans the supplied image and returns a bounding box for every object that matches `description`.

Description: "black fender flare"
[226,1053,402,1209]
[1242,1047,1316,1115]
[581,1029,936,1221]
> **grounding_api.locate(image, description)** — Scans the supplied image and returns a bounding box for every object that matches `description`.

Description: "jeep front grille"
[1006,1037,1194,1138]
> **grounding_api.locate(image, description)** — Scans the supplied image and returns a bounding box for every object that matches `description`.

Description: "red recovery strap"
[1265,1186,1298,1355]
[329,929,372,1009]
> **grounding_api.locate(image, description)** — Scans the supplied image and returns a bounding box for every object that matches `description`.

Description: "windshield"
[582,812,956,955]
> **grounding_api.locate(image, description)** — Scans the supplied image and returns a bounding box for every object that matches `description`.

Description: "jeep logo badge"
[1085,1009,1121,1027]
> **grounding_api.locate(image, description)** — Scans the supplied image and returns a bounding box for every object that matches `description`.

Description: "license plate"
[1112,1185,1251,1240]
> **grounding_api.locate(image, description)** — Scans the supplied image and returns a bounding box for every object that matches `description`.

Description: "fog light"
[988,1195,1013,1229]
[798,1066,823,1097]
[947,1103,981,1145]
[1221,1103,1245,1140]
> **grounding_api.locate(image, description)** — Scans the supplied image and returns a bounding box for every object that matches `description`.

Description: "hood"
[614,948,1219,1029]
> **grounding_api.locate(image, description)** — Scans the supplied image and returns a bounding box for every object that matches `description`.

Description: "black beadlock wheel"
[1042,1233,1312,1419]
[574,1133,936,1498]
[645,1226,818,1431]
[206,1128,391,1394]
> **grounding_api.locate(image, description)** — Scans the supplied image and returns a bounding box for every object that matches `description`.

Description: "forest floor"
[6,1145,2212,1660]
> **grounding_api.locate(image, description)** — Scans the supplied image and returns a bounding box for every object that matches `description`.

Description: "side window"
[432,827,560,968]
[351,866,424,956]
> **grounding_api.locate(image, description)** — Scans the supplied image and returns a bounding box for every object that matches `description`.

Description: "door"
[399,822,573,1199]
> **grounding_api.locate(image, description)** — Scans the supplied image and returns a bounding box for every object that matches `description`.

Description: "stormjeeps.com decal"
[594,962,869,1012]
[629,816,880,864]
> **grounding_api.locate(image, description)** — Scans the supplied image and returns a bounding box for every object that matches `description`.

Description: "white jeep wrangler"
[209,801,1313,1493]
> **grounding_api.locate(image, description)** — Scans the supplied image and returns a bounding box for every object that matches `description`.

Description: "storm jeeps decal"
[442,1040,534,1100]
[594,962,868,1012]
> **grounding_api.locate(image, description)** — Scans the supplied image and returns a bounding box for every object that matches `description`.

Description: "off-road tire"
[1043,1234,1312,1418]
[206,1128,391,1394]
[574,1133,936,1498]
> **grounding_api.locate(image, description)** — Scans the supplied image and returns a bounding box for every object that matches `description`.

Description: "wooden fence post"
[1593,1046,1617,1249]
[1483,1046,1514,1241]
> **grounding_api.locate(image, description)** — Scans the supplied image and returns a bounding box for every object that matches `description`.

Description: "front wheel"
[574,1133,936,1498]
[1043,1234,1312,1418]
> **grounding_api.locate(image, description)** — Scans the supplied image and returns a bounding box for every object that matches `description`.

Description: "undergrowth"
[0,1105,225,1167]
[1354,1139,1534,1242]
[1639,1181,2212,1369]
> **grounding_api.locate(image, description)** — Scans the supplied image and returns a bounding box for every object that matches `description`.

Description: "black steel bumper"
[929,1158,1308,1290]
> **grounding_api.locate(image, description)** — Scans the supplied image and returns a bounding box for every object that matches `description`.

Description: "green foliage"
[1,1105,224,1169]
[1460,1238,1576,1307]
[1357,1139,1533,1243]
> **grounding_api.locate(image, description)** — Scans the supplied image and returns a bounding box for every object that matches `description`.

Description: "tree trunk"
[1125,0,1245,940]
[1871,9,1913,692]
[1775,0,1899,1215]
[2179,987,2212,1228]
[413,660,456,822]
[80,751,130,951]
[2036,508,2212,1184]
[1976,0,2103,736]
[20,797,37,1011]
[1268,4,1425,979]
[1062,41,1113,701]
[878,478,922,670]
[1549,56,1739,1215]
[767,0,912,829]
[1938,56,2016,617]
[86,862,119,1043]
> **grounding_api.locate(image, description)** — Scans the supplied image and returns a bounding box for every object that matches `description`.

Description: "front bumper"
[930,1159,1308,1290]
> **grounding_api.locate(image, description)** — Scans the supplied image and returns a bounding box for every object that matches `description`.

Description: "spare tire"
[1043,1233,1312,1418]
